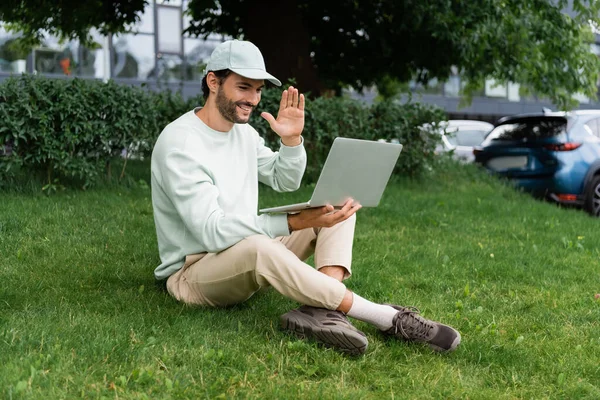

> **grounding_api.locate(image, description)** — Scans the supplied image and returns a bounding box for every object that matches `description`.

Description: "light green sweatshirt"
[151,109,307,280]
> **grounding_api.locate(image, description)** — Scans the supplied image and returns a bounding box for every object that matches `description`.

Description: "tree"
[186,0,600,108]
[0,0,146,46]
[2,0,600,108]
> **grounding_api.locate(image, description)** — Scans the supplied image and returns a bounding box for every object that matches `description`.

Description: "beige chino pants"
[166,214,356,310]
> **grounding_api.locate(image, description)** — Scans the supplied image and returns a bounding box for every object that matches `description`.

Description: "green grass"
[1,161,600,399]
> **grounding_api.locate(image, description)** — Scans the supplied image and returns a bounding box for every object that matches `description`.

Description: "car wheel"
[584,174,600,217]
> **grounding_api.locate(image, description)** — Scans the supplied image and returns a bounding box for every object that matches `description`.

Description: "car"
[434,120,493,162]
[473,110,600,216]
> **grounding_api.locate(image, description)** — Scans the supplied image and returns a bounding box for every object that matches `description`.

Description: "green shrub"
[0,75,444,190]
[152,88,203,132]
[1,76,103,189]
[369,101,446,178]
[0,76,200,190]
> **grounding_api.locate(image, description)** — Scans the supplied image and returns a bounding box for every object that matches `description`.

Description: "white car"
[436,120,493,162]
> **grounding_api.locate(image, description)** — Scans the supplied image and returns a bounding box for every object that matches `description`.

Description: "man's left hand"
[287,199,361,231]
[260,86,304,147]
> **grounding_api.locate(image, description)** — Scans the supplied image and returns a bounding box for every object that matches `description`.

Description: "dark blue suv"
[474,110,600,216]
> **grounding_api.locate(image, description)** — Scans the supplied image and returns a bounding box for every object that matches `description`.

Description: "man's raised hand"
[260,86,305,147]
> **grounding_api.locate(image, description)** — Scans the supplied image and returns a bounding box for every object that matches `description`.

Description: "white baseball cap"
[204,40,281,86]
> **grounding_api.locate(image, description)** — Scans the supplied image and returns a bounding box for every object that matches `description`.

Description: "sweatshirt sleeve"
[161,149,290,253]
[256,135,307,192]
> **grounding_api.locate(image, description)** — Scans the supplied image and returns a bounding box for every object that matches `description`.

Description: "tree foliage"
[0,0,147,46]
[186,0,600,108]
[2,0,600,108]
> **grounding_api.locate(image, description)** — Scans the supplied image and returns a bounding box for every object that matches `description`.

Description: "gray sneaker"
[382,305,461,352]
[281,305,368,355]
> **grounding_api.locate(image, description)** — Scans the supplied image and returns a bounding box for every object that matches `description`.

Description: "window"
[157,0,182,5]
[443,74,461,97]
[157,54,183,82]
[157,5,182,54]
[33,34,79,76]
[447,130,489,147]
[0,27,30,73]
[485,79,507,98]
[134,2,155,34]
[183,37,218,81]
[585,118,600,138]
[79,30,108,79]
[488,117,567,141]
[112,34,156,79]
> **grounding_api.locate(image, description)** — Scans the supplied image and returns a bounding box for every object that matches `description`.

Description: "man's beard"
[216,87,254,124]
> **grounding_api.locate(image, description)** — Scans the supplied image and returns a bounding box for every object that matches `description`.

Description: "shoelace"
[395,307,435,340]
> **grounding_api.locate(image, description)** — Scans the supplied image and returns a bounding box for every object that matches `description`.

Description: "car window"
[584,118,600,138]
[448,130,488,146]
[486,117,567,141]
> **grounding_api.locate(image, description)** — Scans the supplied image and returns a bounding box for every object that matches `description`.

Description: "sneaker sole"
[281,310,368,355]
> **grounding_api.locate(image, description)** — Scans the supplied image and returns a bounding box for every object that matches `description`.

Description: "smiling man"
[150,40,461,355]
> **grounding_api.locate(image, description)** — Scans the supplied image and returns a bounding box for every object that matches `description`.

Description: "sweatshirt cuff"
[266,213,290,237]
[278,136,305,158]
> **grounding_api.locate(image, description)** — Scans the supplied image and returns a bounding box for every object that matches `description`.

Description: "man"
[151,40,460,355]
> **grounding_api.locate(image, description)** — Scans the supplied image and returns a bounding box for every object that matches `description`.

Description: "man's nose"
[247,91,260,105]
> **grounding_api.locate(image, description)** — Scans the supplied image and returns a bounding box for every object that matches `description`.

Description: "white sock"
[346,293,398,331]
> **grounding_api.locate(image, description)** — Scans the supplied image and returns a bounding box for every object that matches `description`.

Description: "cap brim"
[230,68,281,86]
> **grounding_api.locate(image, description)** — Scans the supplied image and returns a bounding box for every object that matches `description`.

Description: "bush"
[0,75,444,190]
[0,75,201,190]
[369,101,446,178]
[152,89,203,133]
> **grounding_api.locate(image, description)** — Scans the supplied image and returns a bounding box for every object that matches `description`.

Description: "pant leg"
[166,234,347,309]
[278,213,356,279]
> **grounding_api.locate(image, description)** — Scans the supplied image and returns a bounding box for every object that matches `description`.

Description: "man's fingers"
[286,86,295,107]
[313,204,334,215]
[299,94,305,111]
[291,88,299,108]
[332,202,361,224]
[260,112,276,127]
[333,199,354,215]
[298,202,360,229]
[349,203,362,216]
[342,199,354,212]
[301,205,331,218]
[278,89,288,114]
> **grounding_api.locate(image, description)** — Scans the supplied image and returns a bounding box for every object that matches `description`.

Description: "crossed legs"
[166,215,356,309]
[165,214,460,354]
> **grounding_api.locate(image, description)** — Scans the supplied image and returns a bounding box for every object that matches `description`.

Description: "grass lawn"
[1,161,599,399]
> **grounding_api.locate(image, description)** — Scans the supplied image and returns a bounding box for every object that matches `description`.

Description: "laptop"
[259,137,403,213]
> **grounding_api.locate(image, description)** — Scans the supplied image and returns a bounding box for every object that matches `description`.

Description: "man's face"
[215,73,264,124]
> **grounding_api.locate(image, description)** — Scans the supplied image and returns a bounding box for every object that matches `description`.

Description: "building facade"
[0,0,221,98]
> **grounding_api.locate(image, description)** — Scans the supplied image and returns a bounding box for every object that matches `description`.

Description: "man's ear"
[206,72,220,94]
